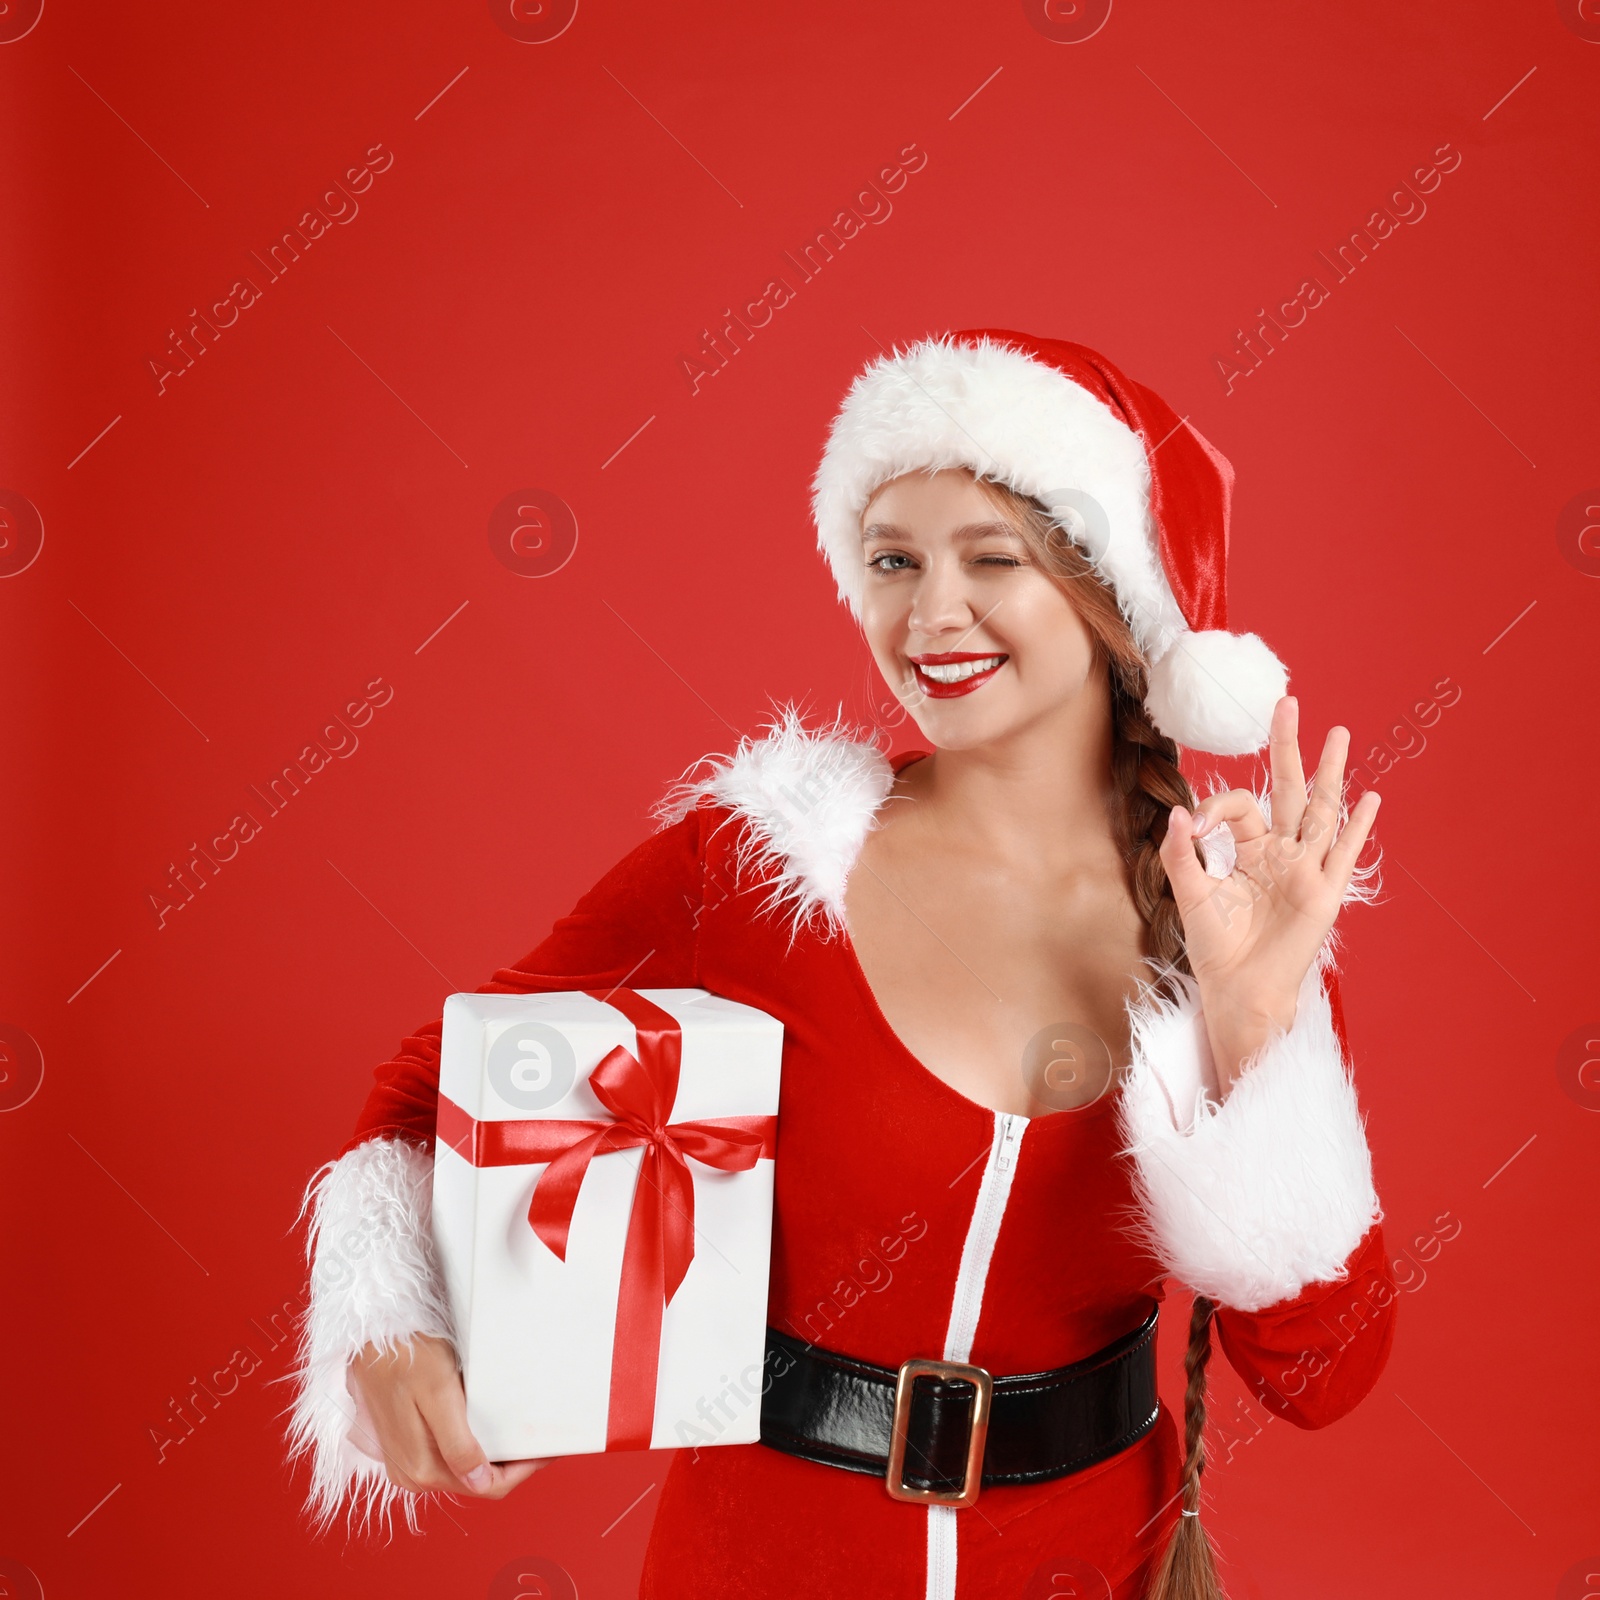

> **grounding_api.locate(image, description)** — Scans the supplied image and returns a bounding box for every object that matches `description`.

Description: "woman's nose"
[906,556,973,639]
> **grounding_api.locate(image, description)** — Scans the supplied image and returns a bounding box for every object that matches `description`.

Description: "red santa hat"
[811,329,1289,756]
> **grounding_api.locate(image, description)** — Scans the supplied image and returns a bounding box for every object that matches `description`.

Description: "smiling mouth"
[909,652,1008,698]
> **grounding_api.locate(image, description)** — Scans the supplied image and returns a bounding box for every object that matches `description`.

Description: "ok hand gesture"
[1157,696,1381,1094]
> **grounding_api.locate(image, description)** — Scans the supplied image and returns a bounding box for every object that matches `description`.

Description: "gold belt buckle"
[885,1357,994,1508]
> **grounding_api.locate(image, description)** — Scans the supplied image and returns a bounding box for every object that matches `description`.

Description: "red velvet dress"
[340,783,1397,1600]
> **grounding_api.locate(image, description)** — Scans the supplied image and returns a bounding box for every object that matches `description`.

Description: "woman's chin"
[905,697,1024,751]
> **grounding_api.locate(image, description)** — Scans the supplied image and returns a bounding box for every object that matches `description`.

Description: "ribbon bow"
[437,988,777,1449]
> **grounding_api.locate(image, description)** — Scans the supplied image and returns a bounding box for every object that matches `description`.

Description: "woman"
[289,331,1396,1600]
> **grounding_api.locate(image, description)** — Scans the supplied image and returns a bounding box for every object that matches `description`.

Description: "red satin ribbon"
[437,988,777,1451]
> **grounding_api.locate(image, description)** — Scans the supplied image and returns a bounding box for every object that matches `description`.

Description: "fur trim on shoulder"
[655,706,895,939]
[1115,962,1382,1312]
[285,1136,456,1536]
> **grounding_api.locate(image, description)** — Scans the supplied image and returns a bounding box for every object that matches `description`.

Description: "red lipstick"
[909,650,1008,700]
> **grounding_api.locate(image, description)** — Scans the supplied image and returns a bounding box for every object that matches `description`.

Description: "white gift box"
[432,987,782,1462]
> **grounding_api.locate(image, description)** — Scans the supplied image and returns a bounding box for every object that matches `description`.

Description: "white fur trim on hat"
[811,336,1288,755]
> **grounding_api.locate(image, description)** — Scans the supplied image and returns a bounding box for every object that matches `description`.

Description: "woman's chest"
[841,839,1151,1118]
[695,895,1165,1367]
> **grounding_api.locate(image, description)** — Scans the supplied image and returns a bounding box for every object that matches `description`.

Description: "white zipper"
[944,1111,1027,1363]
[927,1110,1030,1599]
[995,1115,1025,1174]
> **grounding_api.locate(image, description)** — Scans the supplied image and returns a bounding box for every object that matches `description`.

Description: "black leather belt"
[759,1305,1160,1507]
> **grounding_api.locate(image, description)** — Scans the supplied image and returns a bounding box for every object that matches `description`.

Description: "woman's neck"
[898,687,1120,870]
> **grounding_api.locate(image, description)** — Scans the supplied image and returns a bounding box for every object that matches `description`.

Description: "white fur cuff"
[286,1136,455,1533]
[1116,965,1382,1313]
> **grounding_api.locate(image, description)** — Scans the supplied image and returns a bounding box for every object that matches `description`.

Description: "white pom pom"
[1144,629,1288,755]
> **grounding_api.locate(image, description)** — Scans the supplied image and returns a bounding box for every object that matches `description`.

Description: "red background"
[3,1,1597,1595]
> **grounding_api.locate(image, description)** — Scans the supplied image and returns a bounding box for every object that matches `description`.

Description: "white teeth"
[918,655,1004,684]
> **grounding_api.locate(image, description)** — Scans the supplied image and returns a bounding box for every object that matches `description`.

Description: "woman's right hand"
[347,1333,546,1498]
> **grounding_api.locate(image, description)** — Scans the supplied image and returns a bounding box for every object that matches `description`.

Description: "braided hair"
[975,475,1226,1600]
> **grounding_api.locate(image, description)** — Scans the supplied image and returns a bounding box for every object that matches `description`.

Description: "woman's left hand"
[1158,695,1381,1095]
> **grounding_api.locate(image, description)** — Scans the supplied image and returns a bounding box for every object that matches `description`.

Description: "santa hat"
[810,329,1288,756]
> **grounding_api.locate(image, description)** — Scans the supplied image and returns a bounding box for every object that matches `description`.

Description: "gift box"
[432,986,782,1462]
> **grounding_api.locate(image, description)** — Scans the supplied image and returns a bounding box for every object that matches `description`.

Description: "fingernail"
[1193,812,1213,837]
[465,1464,491,1490]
